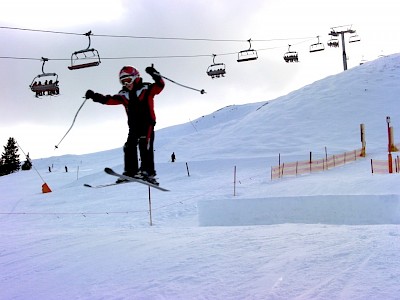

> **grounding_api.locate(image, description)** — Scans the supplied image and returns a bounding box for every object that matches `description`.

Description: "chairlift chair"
[327,29,340,48]
[29,58,60,97]
[283,45,299,63]
[206,54,226,78]
[349,34,361,43]
[327,37,340,48]
[309,36,325,53]
[68,31,101,70]
[237,39,258,62]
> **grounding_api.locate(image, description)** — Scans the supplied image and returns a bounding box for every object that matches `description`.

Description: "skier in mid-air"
[85,65,165,185]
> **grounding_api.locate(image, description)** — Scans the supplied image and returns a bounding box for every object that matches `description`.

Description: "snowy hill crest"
[157,53,400,160]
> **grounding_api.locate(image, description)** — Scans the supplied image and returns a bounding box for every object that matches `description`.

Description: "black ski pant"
[124,127,155,176]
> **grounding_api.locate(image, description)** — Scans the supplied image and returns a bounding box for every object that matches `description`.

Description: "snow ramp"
[198,194,400,226]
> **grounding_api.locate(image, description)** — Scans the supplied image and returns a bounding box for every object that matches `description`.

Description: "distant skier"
[85,65,165,185]
[171,152,176,162]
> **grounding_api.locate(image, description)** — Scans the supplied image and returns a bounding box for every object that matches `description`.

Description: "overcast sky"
[0,0,398,159]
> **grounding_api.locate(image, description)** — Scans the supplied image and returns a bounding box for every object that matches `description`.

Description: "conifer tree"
[0,137,20,176]
[21,152,33,171]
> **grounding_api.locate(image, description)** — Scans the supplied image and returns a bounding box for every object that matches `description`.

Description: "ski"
[104,167,170,192]
[83,182,129,188]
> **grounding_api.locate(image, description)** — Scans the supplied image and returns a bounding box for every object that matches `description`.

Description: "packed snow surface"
[1,54,400,299]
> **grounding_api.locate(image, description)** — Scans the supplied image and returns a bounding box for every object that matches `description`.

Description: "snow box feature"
[198,195,400,226]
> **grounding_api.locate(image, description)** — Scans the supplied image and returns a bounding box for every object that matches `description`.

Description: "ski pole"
[152,67,205,94]
[160,74,205,94]
[55,97,88,149]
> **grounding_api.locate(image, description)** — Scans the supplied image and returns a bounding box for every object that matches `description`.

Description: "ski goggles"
[120,75,139,86]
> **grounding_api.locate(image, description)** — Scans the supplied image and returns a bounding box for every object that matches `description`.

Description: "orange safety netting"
[271,149,364,180]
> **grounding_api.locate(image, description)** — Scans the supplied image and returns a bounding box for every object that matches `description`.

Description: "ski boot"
[141,171,160,186]
[116,171,143,184]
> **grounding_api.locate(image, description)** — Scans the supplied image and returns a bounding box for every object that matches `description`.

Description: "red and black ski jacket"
[92,78,164,135]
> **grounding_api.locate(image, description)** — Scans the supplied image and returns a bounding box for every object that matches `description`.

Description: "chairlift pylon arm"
[212,54,217,64]
[41,57,49,74]
[247,38,252,50]
[84,31,93,50]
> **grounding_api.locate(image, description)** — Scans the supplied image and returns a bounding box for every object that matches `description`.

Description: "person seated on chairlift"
[37,81,42,96]
[48,80,53,95]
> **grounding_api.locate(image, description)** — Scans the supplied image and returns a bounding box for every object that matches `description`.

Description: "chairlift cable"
[0,26,315,44]
[0,56,42,60]
[0,52,244,61]
[102,53,213,59]
[0,43,305,62]
[0,26,83,36]
[0,26,319,64]
[1,40,307,62]
[0,37,314,62]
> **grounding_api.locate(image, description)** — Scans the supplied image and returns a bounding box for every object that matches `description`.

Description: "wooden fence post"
[360,123,366,157]
[186,162,190,177]
[389,127,398,152]
[325,147,328,170]
[278,153,281,178]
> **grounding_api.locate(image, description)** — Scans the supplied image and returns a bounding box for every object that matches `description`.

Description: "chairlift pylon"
[283,45,299,63]
[309,36,325,53]
[68,31,101,70]
[237,39,258,62]
[206,54,226,79]
[29,57,60,98]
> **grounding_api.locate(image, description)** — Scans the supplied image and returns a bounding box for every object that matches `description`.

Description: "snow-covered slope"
[1,54,400,300]
[157,54,400,160]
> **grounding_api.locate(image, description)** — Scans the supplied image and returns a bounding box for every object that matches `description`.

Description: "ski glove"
[85,89,106,104]
[145,66,161,81]
[85,89,95,99]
